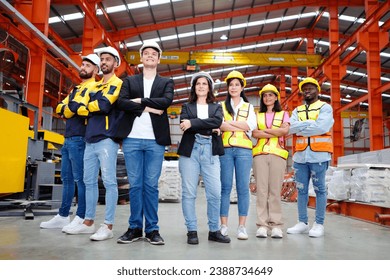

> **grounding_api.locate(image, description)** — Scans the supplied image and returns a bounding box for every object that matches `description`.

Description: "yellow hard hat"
[259,84,280,100]
[299,77,321,92]
[224,70,246,87]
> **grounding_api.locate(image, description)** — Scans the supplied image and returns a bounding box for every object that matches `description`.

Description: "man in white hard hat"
[287,77,334,238]
[116,40,174,245]
[65,46,124,242]
[40,54,100,231]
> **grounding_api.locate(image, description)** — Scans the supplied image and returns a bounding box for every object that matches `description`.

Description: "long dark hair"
[224,78,249,117]
[188,76,216,104]
[259,92,282,113]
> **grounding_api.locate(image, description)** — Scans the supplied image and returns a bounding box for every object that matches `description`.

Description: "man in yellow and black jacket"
[65,47,123,242]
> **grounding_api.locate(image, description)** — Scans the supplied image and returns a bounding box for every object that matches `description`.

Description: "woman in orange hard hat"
[252,84,290,238]
[219,70,257,240]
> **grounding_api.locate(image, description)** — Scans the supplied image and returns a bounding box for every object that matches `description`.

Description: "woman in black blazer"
[177,72,230,245]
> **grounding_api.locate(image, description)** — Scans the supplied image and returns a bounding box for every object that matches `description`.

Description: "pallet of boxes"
[158,160,181,202]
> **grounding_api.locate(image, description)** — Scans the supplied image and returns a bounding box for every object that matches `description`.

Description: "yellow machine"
[0,108,30,194]
[0,93,64,218]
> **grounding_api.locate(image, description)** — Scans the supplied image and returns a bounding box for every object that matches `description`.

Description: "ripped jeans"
[293,161,329,225]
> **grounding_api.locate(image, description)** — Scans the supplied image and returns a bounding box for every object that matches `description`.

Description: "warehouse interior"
[0,0,390,261]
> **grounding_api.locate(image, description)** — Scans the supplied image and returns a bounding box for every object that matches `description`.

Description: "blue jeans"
[83,138,119,224]
[59,136,86,218]
[179,134,221,232]
[122,138,165,233]
[293,161,329,225]
[220,147,252,217]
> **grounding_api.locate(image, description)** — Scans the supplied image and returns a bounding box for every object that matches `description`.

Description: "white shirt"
[128,77,156,139]
[197,104,209,119]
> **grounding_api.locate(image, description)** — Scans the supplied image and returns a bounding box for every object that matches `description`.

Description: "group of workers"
[40,41,334,245]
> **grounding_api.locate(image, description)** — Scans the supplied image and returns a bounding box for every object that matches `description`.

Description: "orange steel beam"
[326,4,344,165]
[76,0,133,76]
[110,0,364,42]
[97,2,117,32]
[14,0,51,129]
[48,27,76,55]
[358,0,388,151]
[309,197,390,227]
[285,0,390,106]
[336,94,369,113]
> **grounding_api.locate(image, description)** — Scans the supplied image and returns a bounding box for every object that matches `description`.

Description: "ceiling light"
[220,34,228,40]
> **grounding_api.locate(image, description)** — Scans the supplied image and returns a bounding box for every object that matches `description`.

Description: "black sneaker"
[145,230,165,245]
[117,228,143,244]
[187,231,199,245]
[208,230,231,243]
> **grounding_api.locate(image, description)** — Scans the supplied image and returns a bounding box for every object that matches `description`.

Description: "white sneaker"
[309,222,324,238]
[90,224,114,241]
[62,216,84,232]
[237,225,248,240]
[286,222,309,234]
[271,228,283,239]
[220,224,228,236]
[65,223,95,234]
[40,214,70,229]
[256,227,268,238]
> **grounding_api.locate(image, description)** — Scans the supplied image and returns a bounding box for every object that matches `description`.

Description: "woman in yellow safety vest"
[251,84,290,239]
[219,70,257,240]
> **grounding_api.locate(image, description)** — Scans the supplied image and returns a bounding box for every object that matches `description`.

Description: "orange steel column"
[82,9,103,56]
[289,67,300,155]
[324,5,345,165]
[306,36,315,77]
[15,1,50,129]
[279,68,286,104]
[357,0,388,151]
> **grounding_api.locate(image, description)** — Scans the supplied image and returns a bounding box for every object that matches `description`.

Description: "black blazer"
[115,74,174,146]
[177,102,224,157]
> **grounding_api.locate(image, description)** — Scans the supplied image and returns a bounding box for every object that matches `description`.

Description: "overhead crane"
[125,51,323,68]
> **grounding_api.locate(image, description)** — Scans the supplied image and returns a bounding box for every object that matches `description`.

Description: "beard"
[101,64,114,75]
[79,70,93,79]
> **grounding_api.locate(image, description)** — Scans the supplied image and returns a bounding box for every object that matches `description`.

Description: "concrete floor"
[0,187,389,260]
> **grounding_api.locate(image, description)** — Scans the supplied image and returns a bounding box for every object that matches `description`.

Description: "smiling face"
[301,83,319,104]
[228,78,243,98]
[140,47,160,67]
[195,77,210,98]
[262,91,278,107]
[99,53,117,75]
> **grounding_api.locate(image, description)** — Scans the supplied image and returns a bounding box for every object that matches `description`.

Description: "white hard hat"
[190,72,214,91]
[139,40,162,56]
[81,53,100,70]
[98,46,121,67]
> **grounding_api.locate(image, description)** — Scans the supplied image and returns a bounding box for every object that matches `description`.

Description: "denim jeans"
[179,134,221,232]
[84,138,119,224]
[220,147,252,217]
[59,136,86,218]
[293,161,329,225]
[122,138,165,233]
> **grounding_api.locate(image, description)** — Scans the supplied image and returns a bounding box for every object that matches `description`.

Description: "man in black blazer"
[116,40,174,245]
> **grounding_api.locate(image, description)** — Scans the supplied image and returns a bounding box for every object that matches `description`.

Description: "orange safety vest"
[295,100,333,153]
[252,111,289,159]
[221,101,253,149]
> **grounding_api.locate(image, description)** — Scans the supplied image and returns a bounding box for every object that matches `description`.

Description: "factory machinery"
[0,76,64,219]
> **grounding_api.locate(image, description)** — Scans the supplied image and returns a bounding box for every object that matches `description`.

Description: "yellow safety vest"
[295,100,333,153]
[221,101,253,149]
[252,111,289,159]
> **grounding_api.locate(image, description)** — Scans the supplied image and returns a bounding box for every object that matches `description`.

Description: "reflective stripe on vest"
[295,100,333,153]
[221,101,253,149]
[252,111,289,159]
